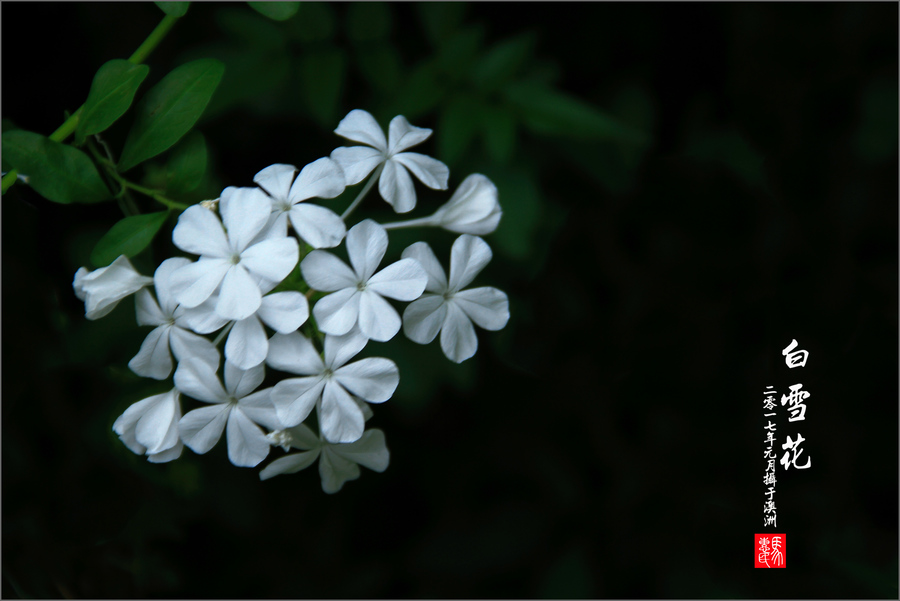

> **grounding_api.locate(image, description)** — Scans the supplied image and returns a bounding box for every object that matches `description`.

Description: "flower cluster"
[75,109,509,493]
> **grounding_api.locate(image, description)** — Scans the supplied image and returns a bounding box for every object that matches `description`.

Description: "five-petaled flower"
[402,235,509,363]
[267,329,399,444]
[331,109,449,213]
[301,219,427,342]
[260,423,390,493]
[129,257,221,379]
[253,160,347,248]
[175,359,282,468]
[169,186,299,321]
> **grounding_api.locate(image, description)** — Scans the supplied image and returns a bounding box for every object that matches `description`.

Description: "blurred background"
[3,2,897,598]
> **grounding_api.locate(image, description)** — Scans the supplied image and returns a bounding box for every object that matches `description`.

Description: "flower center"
[356,281,367,292]
[442,290,455,301]
[266,429,294,452]
[322,367,334,379]
[230,253,242,265]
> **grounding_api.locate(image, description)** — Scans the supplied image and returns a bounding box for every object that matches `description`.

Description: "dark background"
[3,2,897,598]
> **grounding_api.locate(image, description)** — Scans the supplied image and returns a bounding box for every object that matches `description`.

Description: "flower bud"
[73,255,154,320]
[430,174,502,235]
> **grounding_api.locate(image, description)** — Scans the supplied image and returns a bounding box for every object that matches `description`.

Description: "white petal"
[258,292,308,333]
[174,358,228,403]
[286,423,321,450]
[319,447,361,493]
[334,357,399,403]
[289,157,346,201]
[172,204,230,257]
[176,296,229,334]
[225,316,269,370]
[169,258,231,309]
[259,451,320,480]
[346,219,388,281]
[288,203,347,249]
[128,325,174,380]
[367,258,428,301]
[113,392,174,455]
[153,257,192,315]
[135,389,180,454]
[73,267,89,301]
[238,388,282,431]
[331,428,390,472]
[169,326,221,370]
[224,360,266,399]
[240,237,299,283]
[219,186,272,253]
[271,377,325,427]
[318,380,365,444]
[440,302,478,363]
[448,234,492,291]
[402,295,447,344]
[357,290,401,342]
[387,115,432,154]
[453,287,510,331]
[313,288,361,336]
[147,442,183,463]
[392,152,449,190]
[379,159,417,213]
[134,288,166,327]
[179,404,230,454]
[334,109,387,151]
[301,251,357,291]
[266,332,324,375]
[226,407,271,467]
[330,146,384,186]
[215,265,261,321]
[253,163,297,200]
[323,329,367,369]
[401,242,448,292]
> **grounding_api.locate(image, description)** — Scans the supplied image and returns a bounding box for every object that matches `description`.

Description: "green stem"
[1,172,19,194]
[128,15,179,65]
[341,163,384,221]
[122,181,189,210]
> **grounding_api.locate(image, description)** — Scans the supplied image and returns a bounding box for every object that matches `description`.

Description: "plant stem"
[381,215,436,231]
[341,163,384,221]
[128,15,179,65]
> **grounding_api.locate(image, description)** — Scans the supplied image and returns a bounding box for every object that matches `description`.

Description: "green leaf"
[166,131,207,195]
[155,2,190,17]
[91,211,169,268]
[298,48,346,127]
[2,130,110,203]
[487,166,543,261]
[118,59,224,172]
[481,103,517,163]
[438,94,483,166]
[76,60,150,145]
[215,6,286,51]
[435,26,484,81]
[248,1,299,21]
[395,60,447,120]
[504,81,647,145]
[288,2,335,43]
[471,33,536,92]
[416,3,467,48]
[355,45,402,95]
[346,3,392,43]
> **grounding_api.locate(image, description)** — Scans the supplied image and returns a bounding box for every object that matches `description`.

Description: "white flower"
[169,186,299,321]
[266,330,399,443]
[179,287,309,370]
[260,423,389,493]
[128,257,221,379]
[429,173,502,235]
[112,388,183,463]
[301,219,427,341]
[253,160,347,248]
[331,109,449,213]
[402,235,509,363]
[73,255,153,320]
[175,359,282,468]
